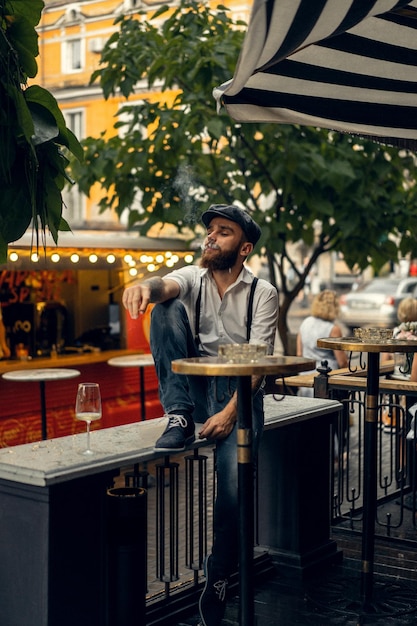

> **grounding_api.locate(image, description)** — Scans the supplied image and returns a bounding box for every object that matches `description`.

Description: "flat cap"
[201,204,261,245]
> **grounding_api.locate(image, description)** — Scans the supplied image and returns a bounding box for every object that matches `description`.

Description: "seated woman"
[391,297,417,380]
[297,289,348,397]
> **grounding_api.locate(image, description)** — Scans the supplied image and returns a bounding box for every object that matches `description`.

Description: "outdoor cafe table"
[107,353,155,421]
[2,368,81,441]
[171,354,315,626]
[317,336,417,610]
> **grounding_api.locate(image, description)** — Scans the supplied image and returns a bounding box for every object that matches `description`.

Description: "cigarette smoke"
[172,164,208,226]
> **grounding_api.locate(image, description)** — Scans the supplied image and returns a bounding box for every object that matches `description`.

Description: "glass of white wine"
[75,382,102,455]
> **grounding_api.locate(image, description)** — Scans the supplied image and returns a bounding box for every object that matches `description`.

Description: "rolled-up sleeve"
[249,281,279,354]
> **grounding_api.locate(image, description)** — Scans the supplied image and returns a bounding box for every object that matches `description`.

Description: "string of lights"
[6,248,195,274]
[4,231,197,273]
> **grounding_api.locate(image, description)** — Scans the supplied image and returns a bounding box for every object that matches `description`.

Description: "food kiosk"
[0,230,195,446]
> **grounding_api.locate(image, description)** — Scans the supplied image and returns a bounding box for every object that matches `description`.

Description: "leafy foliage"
[71,0,417,351]
[0,0,83,263]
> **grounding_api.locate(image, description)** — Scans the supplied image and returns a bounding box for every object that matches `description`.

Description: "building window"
[66,111,84,139]
[63,39,83,72]
[63,110,85,225]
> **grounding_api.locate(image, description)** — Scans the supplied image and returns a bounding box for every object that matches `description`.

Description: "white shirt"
[164,265,278,356]
[298,316,339,370]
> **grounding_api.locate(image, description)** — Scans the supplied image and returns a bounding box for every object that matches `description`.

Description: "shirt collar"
[202,264,253,285]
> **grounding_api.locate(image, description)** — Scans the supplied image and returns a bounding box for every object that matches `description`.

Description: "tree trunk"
[278,295,291,355]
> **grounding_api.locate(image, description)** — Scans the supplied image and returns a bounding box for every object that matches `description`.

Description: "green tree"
[71,0,417,353]
[0,0,83,263]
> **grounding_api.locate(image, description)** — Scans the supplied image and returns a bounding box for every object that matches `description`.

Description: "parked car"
[339,277,417,331]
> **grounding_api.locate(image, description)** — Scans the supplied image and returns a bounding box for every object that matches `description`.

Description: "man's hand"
[199,407,236,440]
[122,283,152,319]
[198,376,263,441]
[122,277,180,319]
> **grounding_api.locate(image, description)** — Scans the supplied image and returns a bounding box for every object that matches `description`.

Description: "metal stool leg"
[156,456,179,591]
[39,380,47,440]
[185,450,208,582]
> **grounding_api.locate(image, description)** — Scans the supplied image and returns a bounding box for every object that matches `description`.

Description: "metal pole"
[237,375,254,626]
[361,351,379,608]
[39,380,47,440]
[139,366,146,421]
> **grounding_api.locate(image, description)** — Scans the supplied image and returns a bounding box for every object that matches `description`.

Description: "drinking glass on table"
[75,382,102,455]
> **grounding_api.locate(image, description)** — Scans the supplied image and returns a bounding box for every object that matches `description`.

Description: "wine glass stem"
[86,420,91,451]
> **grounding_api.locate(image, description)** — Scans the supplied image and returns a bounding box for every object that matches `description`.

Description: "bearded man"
[123,204,278,626]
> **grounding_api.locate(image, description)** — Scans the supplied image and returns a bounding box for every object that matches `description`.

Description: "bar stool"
[107,353,155,486]
[2,368,81,440]
[107,353,154,422]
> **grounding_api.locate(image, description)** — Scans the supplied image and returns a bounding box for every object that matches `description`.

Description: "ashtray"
[218,343,268,363]
[353,327,393,343]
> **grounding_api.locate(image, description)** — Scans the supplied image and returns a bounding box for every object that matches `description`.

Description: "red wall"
[0,308,163,447]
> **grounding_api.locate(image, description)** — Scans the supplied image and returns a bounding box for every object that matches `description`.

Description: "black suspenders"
[194,277,259,347]
[246,277,258,341]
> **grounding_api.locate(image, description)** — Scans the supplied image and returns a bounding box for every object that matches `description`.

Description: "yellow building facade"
[38,0,252,226]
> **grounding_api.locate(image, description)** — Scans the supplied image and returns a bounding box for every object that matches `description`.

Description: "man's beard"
[201,246,240,271]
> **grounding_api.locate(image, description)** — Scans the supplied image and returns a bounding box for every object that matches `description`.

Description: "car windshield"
[358,279,400,294]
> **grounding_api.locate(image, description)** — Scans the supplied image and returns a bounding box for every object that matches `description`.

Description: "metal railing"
[103,393,343,624]
[118,445,216,623]
[326,380,417,539]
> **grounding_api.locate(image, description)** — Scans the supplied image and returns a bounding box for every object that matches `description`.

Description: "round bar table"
[317,337,417,610]
[172,355,316,626]
[107,353,155,421]
[2,368,81,441]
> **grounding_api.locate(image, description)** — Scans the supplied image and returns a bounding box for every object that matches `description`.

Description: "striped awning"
[214,0,417,149]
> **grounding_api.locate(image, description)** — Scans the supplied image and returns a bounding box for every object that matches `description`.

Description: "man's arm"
[247,283,279,354]
[330,323,348,368]
[122,277,180,319]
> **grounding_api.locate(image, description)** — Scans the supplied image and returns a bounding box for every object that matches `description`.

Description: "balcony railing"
[330,388,417,536]
[0,394,342,626]
[279,358,417,543]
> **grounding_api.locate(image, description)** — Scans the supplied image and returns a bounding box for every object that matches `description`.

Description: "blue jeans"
[150,299,264,577]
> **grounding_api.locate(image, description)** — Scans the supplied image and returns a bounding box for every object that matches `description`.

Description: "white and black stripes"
[214,0,417,148]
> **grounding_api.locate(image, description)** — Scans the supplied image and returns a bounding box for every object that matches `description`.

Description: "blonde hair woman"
[396,297,417,328]
[297,290,348,396]
[392,297,417,381]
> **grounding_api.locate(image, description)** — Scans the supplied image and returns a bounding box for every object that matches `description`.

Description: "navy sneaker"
[154,414,195,452]
[198,554,228,626]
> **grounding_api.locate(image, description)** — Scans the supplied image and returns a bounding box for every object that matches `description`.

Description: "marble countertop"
[107,354,154,367]
[263,395,341,429]
[0,418,168,487]
[0,396,341,488]
[3,368,81,382]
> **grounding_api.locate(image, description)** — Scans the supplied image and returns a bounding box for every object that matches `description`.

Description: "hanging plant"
[0,0,83,263]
